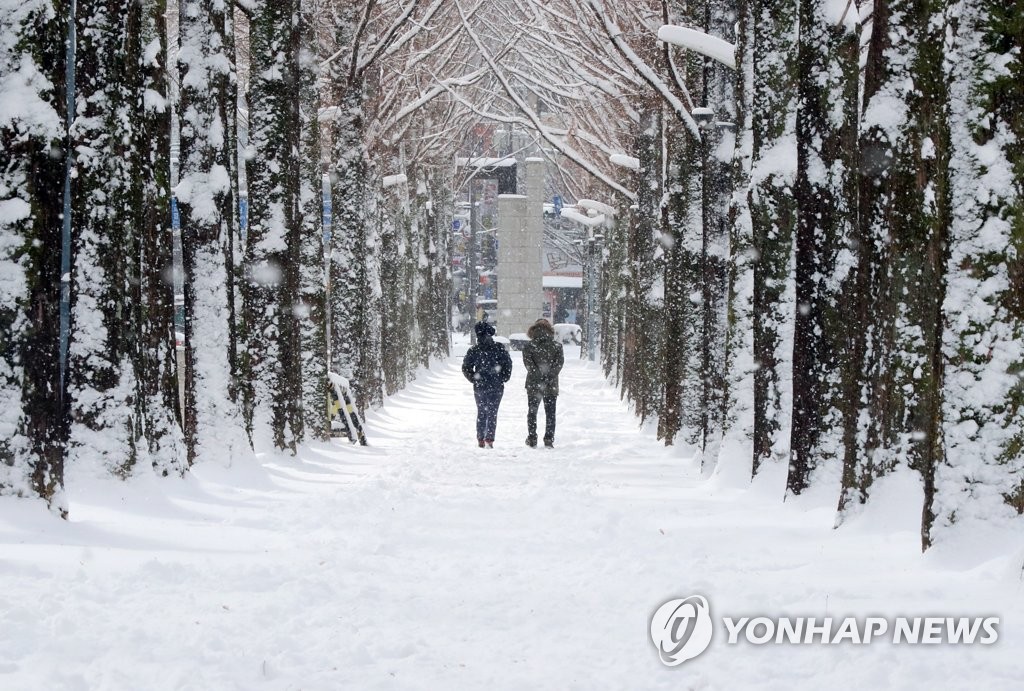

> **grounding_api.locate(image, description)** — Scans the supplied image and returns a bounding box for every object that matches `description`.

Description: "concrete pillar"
[496,158,545,338]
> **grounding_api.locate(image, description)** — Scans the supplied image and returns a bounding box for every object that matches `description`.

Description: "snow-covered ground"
[2,339,1022,689]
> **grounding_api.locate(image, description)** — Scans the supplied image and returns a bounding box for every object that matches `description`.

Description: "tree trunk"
[745,0,798,478]
[789,1,859,495]
[0,0,68,509]
[135,0,185,474]
[839,0,951,527]
[929,0,1024,547]
[68,0,146,476]
[177,0,246,465]
[245,0,305,452]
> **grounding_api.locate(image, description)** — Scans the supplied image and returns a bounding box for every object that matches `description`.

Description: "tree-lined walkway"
[3,344,1019,689]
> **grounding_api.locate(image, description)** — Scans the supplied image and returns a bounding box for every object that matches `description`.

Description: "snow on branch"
[452,0,636,200]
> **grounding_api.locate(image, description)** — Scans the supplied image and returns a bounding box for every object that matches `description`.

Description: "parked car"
[554,323,582,345]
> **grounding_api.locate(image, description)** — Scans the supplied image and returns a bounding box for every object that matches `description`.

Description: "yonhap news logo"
[649,595,1000,667]
[649,595,714,666]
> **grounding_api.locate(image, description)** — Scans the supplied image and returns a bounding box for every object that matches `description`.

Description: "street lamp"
[608,153,640,170]
[560,207,607,361]
[691,107,715,130]
[578,199,617,219]
[583,229,608,363]
[656,25,737,71]
[690,105,737,450]
[468,189,482,342]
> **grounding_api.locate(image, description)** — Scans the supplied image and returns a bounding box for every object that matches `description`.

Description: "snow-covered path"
[2,344,1022,689]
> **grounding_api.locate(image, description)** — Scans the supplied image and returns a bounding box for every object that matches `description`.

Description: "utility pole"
[322,173,333,435]
[693,107,716,453]
[58,0,77,407]
[468,179,479,342]
[587,232,597,361]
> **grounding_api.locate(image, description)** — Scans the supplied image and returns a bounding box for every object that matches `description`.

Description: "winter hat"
[475,321,496,339]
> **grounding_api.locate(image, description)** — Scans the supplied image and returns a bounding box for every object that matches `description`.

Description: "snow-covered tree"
[788,0,859,495]
[659,1,735,467]
[298,3,329,442]
[624,104,666,426]
[930,0,1024,546]
[323,1,377,409]
[176,0,247,465]
[134,0,185,474]
[68,0,184,478]
[838,0,950,521]
[736,0,797,478]
[244,0,306,451]
[321,0,455,409]
[0,0,67,508]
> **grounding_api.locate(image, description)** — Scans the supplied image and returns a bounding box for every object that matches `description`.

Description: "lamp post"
[468,181,479,342]
[322,173,333,372]
[321,173,333,434]
[585,232,596,361]
[692,107,716,449]
[169,144,186,422]
[578,199,616,362]
[605,152,639,373]
[561,207,606,361]
[587,231,606,362]
[169,44,186,424]
[58,0,77,408]
[690,107,736,453]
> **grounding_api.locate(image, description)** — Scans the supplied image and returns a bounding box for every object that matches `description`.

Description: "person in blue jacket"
[462,321,513,448]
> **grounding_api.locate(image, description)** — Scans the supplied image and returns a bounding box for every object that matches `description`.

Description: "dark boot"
[544,438,554,448]
[526,435,537,448]
[478,439,485,448]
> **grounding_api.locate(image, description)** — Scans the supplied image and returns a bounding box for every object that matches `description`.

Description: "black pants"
[527,395,557,442]
[474,387,503,441]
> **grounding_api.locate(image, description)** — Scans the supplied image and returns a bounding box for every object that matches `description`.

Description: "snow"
[0,51,62,136]
[3,338,1020,688]
[381,173,408,189]
[657,25,737,71]
[143,88,168,113]
[608,153,640,170]
[0,196,31,225]
[825,0,861,30]
[577,199,617,217]
[750,132,797,193]
[560,207,605,227]
[455,156,516,168]
[542,275,582,288]
[174,162,230,226]
[862,94,910,144]
[317,105,340,123]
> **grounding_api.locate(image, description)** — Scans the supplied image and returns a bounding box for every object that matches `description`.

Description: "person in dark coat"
[522,318,564,448]
[462,321,513,448]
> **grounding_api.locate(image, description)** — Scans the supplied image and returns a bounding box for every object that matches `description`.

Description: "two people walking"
[462,318,564,449]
